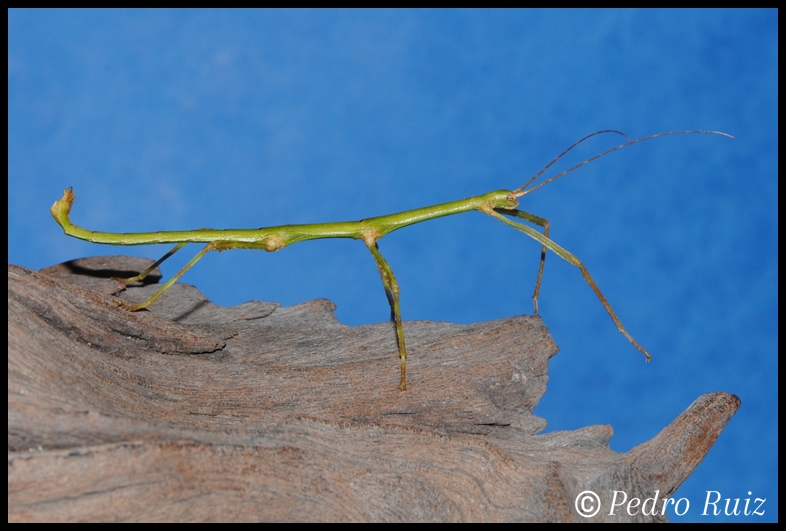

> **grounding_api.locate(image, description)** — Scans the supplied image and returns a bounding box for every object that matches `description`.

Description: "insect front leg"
[494,208,550,315]
[487,208,652,362]
[365,241,409,391]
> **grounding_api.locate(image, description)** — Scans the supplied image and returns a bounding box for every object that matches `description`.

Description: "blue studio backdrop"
[8,9,777,522]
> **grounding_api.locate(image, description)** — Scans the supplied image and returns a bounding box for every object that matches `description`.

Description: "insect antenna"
[513,130,733,198]
[513,130,631,196]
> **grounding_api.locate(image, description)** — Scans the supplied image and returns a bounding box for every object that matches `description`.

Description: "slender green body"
[52,189,517,251]
[50,130,732,390]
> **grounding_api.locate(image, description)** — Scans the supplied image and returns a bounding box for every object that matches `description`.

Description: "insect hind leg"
[115,242,215,311]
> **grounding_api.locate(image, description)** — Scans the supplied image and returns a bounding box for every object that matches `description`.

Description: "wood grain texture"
[8,257,740,522]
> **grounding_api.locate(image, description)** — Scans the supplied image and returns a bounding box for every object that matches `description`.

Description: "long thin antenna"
[513,130,733,198]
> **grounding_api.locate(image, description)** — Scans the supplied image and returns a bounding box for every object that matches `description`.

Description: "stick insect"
[51,130,731,390]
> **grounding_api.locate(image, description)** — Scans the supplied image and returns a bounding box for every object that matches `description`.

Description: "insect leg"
[116,242,215,311]
[494,208,550,315]
[365,241,409,390]
[487,208,652,362]
[116,242,188,285]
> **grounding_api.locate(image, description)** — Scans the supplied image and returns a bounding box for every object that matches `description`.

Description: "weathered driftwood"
[8,257,739,522]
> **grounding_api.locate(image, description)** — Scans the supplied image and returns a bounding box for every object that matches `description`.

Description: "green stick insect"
[51,130,731,390]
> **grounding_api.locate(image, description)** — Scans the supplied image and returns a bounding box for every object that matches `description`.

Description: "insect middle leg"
[365,241,409,391]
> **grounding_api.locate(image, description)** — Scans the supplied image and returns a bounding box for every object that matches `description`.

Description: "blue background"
[8,9,776,522]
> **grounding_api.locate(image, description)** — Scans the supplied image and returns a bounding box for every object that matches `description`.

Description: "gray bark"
[8,257,739,522]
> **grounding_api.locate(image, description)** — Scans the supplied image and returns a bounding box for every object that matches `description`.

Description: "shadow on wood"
[8,257,739,522]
